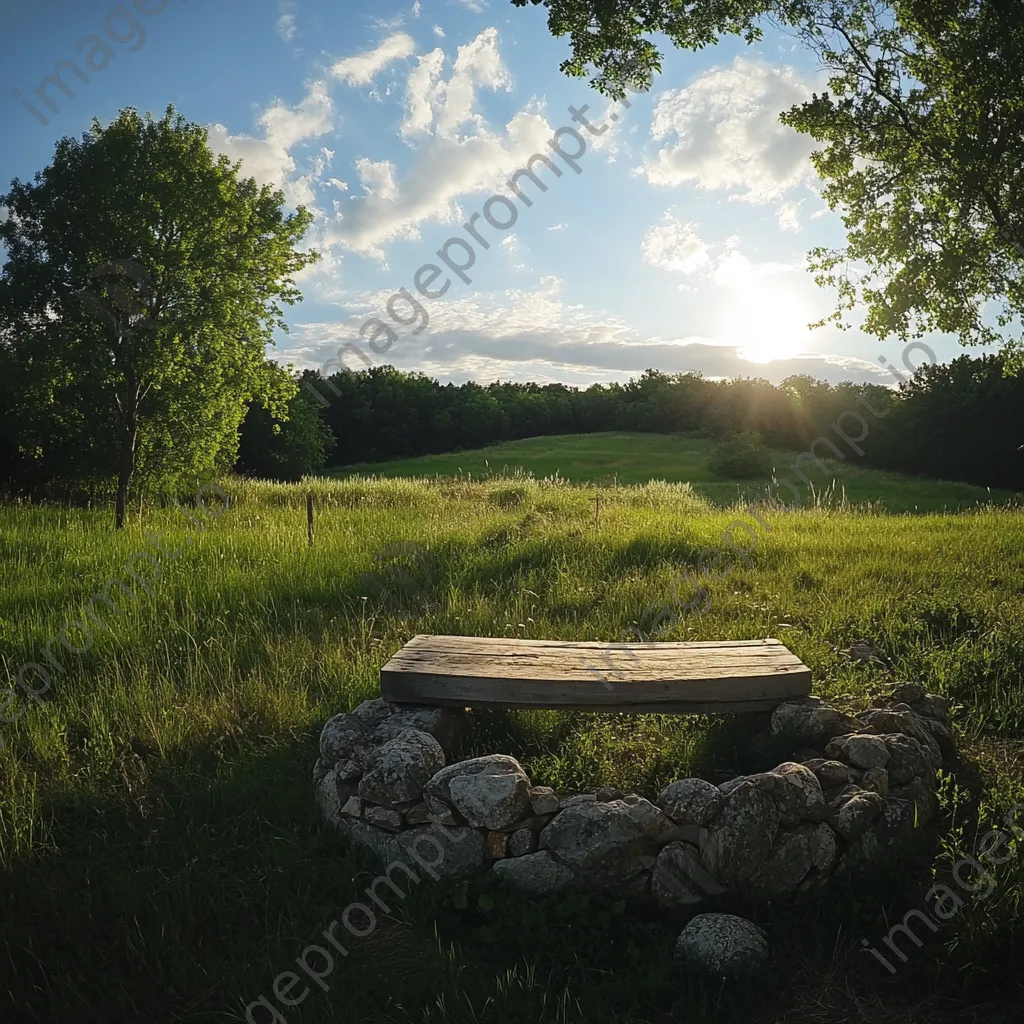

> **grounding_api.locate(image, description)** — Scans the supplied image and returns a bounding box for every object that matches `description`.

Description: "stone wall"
[314,684,954,906]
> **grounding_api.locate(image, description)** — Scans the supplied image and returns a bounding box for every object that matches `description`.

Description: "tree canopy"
[0,106,319,525]
[513,0,1024,367]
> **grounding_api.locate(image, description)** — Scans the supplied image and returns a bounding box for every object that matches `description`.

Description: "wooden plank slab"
[380,635,810,712]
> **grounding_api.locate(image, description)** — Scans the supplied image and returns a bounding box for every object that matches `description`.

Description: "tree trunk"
[115,423,136,530]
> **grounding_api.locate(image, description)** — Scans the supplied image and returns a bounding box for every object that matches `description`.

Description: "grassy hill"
[334,431,1020,514]
[2,473,1024,1021]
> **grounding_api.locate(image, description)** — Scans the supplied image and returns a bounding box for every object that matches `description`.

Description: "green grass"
[334,432,1022,514]
[1,472,1024,1023]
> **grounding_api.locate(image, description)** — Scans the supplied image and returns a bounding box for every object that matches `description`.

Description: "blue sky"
[0,0,984,387]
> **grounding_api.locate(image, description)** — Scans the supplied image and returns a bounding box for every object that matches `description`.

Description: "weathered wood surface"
[380,635,810,713]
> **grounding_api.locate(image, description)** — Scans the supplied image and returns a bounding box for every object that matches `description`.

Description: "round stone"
[676,913,769,976]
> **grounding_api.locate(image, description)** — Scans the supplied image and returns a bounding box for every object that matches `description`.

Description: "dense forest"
[2,353,1022,498]
[293,352,1023,491]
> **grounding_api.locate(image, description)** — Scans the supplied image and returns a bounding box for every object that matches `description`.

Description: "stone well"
[313,684,954,908]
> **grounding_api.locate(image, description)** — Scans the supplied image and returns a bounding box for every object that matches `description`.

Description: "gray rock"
[559,793,597,809]
[676,914,769,976]
[316,769,346,833]
[340,794,363,818]
[427,755,532,830]
[336,818,485,878]
[889,776,940,824]
[358,728,446,807]
[772,762,828,823]
[652,841,726,907]
[859,767,889,797]
[700,781,780,884]
[858,709,942,765]
[803,821,838,874]
[349,697,395,733]
[839,798,919,873]
[770,699,863,746]
[825,733,890,769]
[880,733,932,784]
[918,716,956,763]
[826,785,885,840]
[312,757,331,784]
[745,827,813,898]
[371,705,467,752]
[801,759,850,789]
[492,850,574,893]
[890,682,926,704]
[319,713,373,780]
[539,797,675,885]
[403,802,433,826]
[365,805,403,831]
[596,786,627,802]
[529,786,560,815]
[914,693,951,724]
[508,828,538,857]
[657,778,723,826]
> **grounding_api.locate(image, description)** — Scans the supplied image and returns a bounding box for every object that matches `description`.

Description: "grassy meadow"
[334,432,1022,513]
[1,461,1024,1022]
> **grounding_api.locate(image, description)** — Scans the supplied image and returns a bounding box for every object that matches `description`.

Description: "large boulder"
[656,778,723,826]
[770,698,862,747]
[700,781,780,884]
[426,755,532,828]
[540,797,675,885]
[492,850,574,893]
[358,728,446,806]
[675,914,769,976]
[448,769,532,830]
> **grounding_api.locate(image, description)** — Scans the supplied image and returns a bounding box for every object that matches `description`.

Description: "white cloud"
[457,0,486,12]
[547,223,568,232]
[500,232,518,252]
[206,80,334,207]
[328,106,556,257]
[433,25,445,37]
[354,157,398,201]
[282,277,889,387]
[331,32,416,86]
[642,57,817,202]
[276,1,297,41]
[401,49,447,137]
[777,200,801,232]
[328,29,538,258]
[642,212,710,274]
[412,0,422,16]
[401,27,512,139]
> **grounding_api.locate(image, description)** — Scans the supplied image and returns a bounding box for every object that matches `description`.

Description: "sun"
[723,283,812,363]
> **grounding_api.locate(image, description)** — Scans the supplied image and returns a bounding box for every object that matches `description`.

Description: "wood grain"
[380,635,811,712]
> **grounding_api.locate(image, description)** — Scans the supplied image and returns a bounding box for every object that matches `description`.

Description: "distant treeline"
[2,353,1022,497]
[290,353,1023,492]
